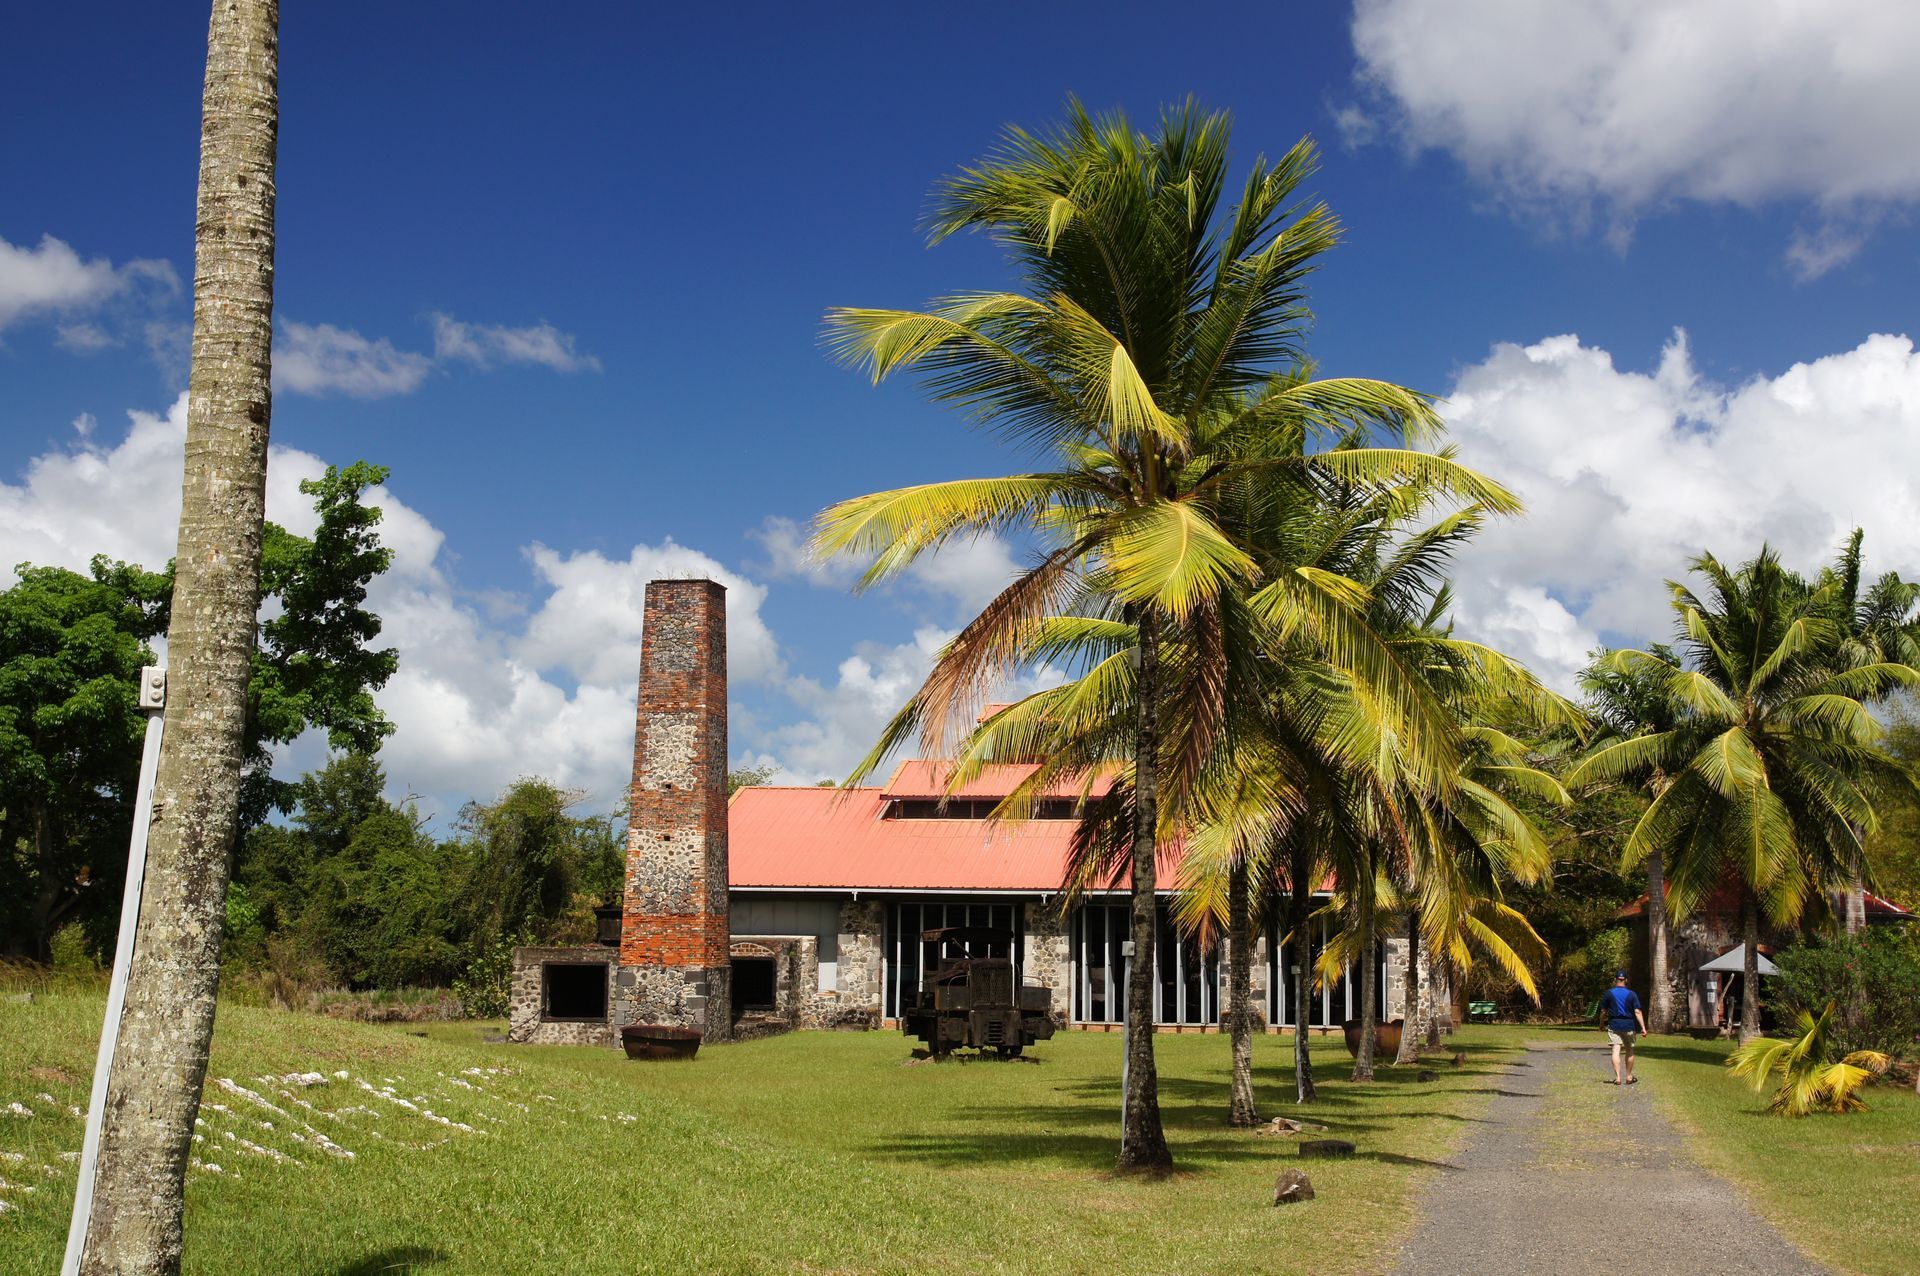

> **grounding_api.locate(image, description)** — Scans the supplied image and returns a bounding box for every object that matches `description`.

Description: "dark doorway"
[542,962,608,1020]
[734,957,777,1013]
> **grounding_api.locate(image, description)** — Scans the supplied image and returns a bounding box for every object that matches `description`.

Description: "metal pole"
[63,666,166,1276]
[1119,936,1134,1133]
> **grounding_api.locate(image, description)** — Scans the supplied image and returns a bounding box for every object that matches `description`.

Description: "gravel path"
[1389,1040,1825,1276]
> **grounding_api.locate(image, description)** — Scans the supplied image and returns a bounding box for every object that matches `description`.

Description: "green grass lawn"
[1632,1031,1920,1276]
[2,987,1524,1275]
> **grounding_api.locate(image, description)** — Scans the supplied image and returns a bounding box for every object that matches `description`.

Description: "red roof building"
[726,762,1382,1032]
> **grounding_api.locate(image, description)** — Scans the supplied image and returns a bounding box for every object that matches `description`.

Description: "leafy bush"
[223,881,267,967]
[1773,927,1920,1060]
[452,933,521,1019]
[48,922,100,972]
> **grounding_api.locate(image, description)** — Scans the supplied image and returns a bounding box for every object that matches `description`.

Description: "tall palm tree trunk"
[1739,886,1762,1046]
[1425,951,1446,1049]
[80,4,278,1272]
[1117,610,1171,1172]
[1646,850,1671,1032]
[1394,912,1422,1065]
[1288,845,1317,1104]
[1226,855,1258,1125]
[1351,871,1377,1082]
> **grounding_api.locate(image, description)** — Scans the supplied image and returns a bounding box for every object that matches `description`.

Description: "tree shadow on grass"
[1357,1150,1463,1171]
[329,1246,448,1275]
[858,1056,1518,1171]
[1638,1040,1733,1067]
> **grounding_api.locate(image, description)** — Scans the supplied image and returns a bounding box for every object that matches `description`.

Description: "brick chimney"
[617,578,730,1040]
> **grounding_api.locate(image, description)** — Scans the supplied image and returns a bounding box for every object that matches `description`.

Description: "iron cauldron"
[621,1024,702,1061]
[1341,1018,1404,1059]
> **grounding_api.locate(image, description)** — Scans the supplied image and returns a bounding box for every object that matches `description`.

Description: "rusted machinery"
[903,926,1056,1057]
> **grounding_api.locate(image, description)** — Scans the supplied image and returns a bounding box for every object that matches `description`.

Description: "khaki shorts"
[1607,1028,1638,1048]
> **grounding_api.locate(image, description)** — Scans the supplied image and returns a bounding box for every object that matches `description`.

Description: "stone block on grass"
[1272,1168,1315,1204]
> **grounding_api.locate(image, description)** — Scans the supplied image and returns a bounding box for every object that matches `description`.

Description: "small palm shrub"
[1728,1001,1891,1116]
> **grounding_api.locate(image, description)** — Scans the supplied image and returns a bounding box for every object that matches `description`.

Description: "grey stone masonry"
[835,898,884,1008]
[509,947,617,1046]
[1023,902,1072,1022]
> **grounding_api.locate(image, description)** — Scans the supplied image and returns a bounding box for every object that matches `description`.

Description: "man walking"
[1602,970,1649,1085]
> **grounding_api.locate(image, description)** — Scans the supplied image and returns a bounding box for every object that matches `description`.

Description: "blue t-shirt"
[1603,986,1641,1033]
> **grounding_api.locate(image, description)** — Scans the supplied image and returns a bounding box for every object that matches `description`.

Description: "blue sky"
[6,1,1920,820]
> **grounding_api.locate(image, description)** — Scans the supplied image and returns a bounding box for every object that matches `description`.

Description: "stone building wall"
[1381,930,1452,1026]
[508,947,617,1046]
[618,579,732,1039]
[834,897,884,1013]
[1023,902,1072,1023]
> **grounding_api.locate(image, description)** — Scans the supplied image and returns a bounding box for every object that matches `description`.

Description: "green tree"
[815,103,1510,1169]
[727,763,779,795]
[234,752,462,989]
[1869,697,1920,907]
[242,461,399,824]
[1570,547,1919,1044]
[0,559,168,957]
[453,778,618,951]
[1,463,397,961]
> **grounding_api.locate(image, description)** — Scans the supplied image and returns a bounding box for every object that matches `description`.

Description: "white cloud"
[516,542,783,690]
[767,627,953,783]
[752,514,1021,617]
[1348,1,1920,265]
[0,397,797,819]
[273,313,601,398]
[430,312,600,373]
[750,515,856,589]
[1,400,1060,813]
[0,233,178,340]
[274,320,434,398]
[55,322,116,353]
[1441,329,1920,689]
[1785,221,1870,283]
[906,536,1022,616]
[0,234,127,330]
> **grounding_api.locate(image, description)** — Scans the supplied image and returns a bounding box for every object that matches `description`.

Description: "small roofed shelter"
[1698,944,1780,977]
[1697,944,1780,1033]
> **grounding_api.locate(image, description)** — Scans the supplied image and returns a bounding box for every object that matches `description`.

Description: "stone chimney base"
[617,965,732,1039]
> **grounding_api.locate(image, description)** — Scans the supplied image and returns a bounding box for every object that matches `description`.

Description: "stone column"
[617,579,731,1040]
[1022,901,1072,1024]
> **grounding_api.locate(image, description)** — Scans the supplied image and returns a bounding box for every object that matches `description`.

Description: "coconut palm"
[814,102,1511,1170]
[1728,1000,1892,1115]
[1816,530,1920,931]
[1579,643,1685,1032]
[79,3,280,1272]
[1569,548,1919,1044]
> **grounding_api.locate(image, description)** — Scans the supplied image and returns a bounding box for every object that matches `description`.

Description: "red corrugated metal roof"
[879,760,1115,801]
[1617,886,1915,922]
[1865,890,1914,920]
[727,785,1163,892]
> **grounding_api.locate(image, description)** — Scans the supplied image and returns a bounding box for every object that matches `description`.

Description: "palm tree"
[1580,642,1685,1032]
[1569,548,1918,1044]
[80,3,279,1273]
[1816,529,1920,932]
[815,102,1510,1169]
